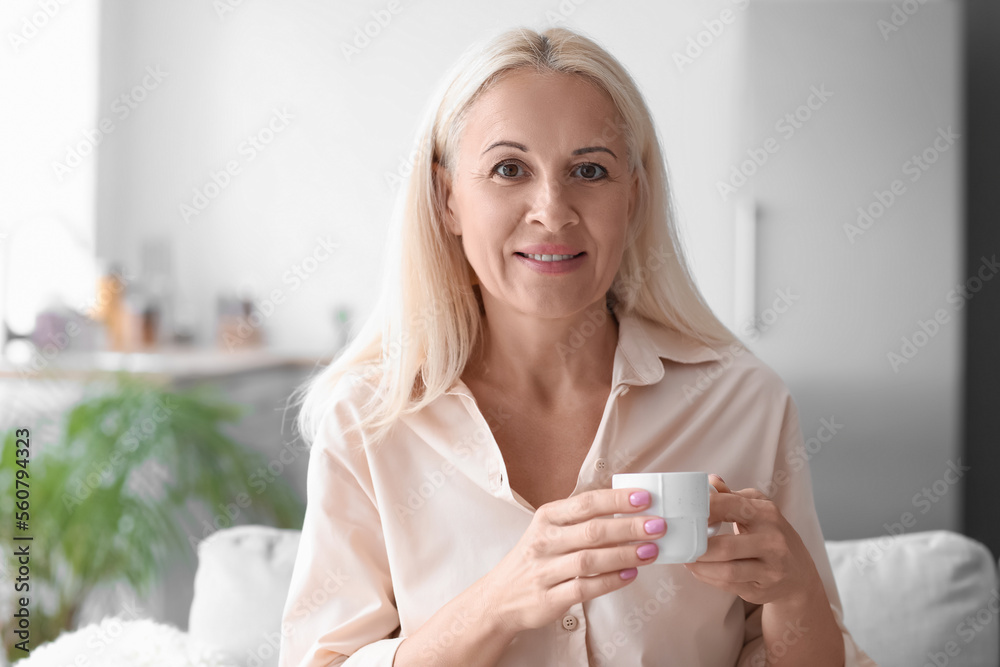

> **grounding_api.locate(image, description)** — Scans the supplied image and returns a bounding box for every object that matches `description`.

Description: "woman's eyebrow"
[482,140,527,155]
[572,146,618,159]
[481,141,618,160]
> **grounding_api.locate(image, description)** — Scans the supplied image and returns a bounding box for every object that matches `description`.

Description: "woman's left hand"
[683,474,825,607]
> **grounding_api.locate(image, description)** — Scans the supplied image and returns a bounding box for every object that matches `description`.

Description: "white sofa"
[188,526,1000,667]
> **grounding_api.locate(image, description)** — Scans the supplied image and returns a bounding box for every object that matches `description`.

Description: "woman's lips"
[516,244,584,255]
[514,251,587,274]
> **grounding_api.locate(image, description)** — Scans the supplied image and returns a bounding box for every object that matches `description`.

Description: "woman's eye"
[494,162,524,178]
[575,163,608,180]
[491,161,607,180]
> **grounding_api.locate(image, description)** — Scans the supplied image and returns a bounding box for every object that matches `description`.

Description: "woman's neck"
[464,298,619,403]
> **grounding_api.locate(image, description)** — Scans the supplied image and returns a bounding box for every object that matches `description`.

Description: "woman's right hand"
[479,488,666,635]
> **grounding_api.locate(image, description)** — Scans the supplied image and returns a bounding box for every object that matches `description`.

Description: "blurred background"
[0,0,996,656]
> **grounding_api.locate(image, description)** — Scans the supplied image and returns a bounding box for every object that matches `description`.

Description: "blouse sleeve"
[278,395,404,667]
[736,391,878,667]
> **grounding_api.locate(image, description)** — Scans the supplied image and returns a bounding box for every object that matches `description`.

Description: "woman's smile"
[514,251,587,274]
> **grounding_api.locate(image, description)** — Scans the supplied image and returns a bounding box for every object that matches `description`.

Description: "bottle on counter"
[94,263,127,351]
[216,293,262,351]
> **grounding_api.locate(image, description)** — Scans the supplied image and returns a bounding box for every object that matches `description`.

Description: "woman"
[279,26,877,667]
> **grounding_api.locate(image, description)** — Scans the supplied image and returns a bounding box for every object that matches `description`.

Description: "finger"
[543,488,652,526]
[695,534,764,562]
[553,513,666,554]
[708,491,771,527]
[709,474,732,494]
[684,568,760,600]
[545,567,641,611]
[553,541,662,582]
[684,558,761,584]
[735,487,771,502]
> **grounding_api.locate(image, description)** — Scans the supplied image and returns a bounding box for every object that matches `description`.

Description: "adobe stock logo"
[8,0,70,53]
[887,255,999,373]
[853,458,970,573]
[543,0,589,27]
[672,0,749,74]
[843,126,959,244]
[877,0,930,41]
[716,85,834,201]
[52,66,169,181]
[340,0,404,62]
[179,108,294,223]
[593,577,681,666]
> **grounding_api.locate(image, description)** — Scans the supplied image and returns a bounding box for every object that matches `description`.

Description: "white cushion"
[189,526,999,667]
[188,525,301,667]
[827,530,999,667]
[22,617,231,666]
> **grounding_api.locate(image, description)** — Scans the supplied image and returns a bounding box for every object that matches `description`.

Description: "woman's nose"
[526,174,578,230]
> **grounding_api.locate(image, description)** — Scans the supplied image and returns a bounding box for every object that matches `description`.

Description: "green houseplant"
[0,374,305,661]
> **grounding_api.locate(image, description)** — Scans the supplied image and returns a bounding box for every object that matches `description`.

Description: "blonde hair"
[293,26,738,450]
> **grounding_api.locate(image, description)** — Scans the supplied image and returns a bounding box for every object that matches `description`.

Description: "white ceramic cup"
[612,472,723,565]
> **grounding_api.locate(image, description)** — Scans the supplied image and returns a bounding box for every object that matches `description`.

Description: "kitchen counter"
[0,346,330,383]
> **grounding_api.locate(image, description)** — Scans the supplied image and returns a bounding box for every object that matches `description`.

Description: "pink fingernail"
[620,567,638,580]
[629,490,650,506]
[644,518,665,534]
[637,543,658,560]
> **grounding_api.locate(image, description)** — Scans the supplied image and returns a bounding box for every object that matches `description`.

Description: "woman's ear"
[433,162,460,236]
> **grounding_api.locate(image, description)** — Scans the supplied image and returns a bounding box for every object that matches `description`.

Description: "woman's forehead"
[473,69,615,116]
[459,70,626,155]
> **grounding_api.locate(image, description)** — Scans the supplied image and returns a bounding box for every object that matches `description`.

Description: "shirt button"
[594,458,607,471]
[561,615,578,631]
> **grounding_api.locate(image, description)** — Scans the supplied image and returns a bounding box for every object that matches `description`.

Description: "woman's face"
[439,69,637,320]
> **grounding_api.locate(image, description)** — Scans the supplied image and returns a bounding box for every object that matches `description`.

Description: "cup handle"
[707,485,722,537]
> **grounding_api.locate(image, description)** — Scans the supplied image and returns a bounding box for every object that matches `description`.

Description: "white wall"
[95,0,746,354]
[1,0,99,338]
[743,0,963,539]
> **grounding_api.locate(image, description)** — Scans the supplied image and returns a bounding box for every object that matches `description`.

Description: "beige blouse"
[279,304,878,666]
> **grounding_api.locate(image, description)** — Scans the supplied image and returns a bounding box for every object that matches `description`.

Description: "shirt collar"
[445,302,723,397]
[611,301,723,388]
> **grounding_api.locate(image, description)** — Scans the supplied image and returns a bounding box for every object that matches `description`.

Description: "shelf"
[0,347,329,382]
